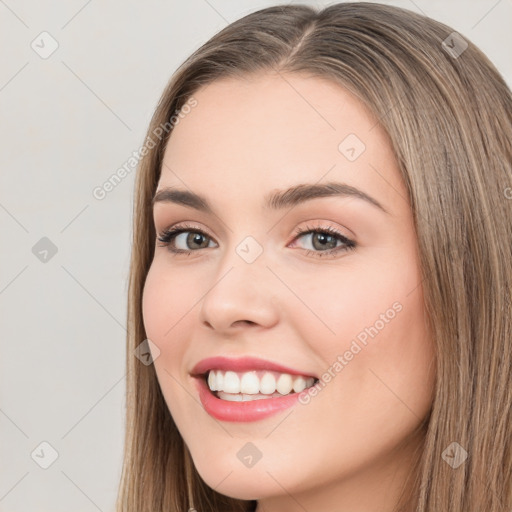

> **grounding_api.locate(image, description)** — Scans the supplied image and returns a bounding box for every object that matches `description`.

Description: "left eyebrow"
[264,181,389,214]
[152,181,389,215]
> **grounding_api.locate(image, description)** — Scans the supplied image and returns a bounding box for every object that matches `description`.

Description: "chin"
[191,454,280,500]
[201,470,269,500]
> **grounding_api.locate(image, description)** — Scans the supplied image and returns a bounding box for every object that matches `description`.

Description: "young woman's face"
[142,72,435,509]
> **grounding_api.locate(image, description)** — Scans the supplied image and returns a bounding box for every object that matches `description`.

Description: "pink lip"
[190,356,316,423]
[194,375,304,422]
[190,356,316,378]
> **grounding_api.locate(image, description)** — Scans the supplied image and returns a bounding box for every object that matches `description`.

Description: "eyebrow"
[152,181,389,215]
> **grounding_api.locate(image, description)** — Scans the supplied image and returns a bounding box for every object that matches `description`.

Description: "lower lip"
[194,376,302,422]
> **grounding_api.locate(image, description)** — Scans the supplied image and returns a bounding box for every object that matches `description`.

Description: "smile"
[191,356,319,422]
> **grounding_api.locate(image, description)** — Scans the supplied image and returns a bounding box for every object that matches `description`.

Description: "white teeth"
[240,371,260,394]
[292,375,307,393]
[218,392,243,402]
[216,370,224,391]
[276,373,293,395]
[259,372,276,394]
[208,370,217,391]
[223,371,240,393]
[206,369,316,397]
[218,391,287,402]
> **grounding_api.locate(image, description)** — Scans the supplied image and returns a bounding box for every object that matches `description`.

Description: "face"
[142,72,435,509]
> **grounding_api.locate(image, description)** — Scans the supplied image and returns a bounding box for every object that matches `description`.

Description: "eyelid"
[289,219,354,242]
[288,223,356,256]
[156,222,218,247]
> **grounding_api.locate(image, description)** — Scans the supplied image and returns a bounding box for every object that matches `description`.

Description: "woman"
[116,3,512,511]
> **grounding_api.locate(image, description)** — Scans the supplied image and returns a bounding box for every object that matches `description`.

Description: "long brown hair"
[116,3,512,511]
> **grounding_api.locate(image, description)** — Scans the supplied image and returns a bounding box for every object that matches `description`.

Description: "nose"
[199,247,280,334]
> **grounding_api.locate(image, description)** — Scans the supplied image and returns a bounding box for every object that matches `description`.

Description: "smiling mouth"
[204,369,319,402]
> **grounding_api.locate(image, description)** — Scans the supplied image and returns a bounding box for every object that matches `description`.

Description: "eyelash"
[156,222,356,259]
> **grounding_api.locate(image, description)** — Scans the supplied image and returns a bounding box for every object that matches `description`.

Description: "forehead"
[159,72,406,210]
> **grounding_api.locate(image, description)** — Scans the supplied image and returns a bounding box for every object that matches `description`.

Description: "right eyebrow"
[152,187,212,212]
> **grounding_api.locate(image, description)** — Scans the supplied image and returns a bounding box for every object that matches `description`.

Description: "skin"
[142,72,436,512]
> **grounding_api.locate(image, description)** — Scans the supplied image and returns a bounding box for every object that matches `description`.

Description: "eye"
[289,223,356,258]
[156,223,216,255]
[156,222,356,259]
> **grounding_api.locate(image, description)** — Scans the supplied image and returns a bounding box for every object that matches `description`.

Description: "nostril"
[233,320,256,327]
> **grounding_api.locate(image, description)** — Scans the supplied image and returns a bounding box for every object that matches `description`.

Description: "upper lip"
[191,356,318,379]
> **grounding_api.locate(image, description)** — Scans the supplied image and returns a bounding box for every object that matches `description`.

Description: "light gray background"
[1,0,510,510]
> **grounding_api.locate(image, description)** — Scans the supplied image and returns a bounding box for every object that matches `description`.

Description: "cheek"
[289,252,434,406]
[281,255,422,356]
[142,262,196,344]
[141,263,199,424]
